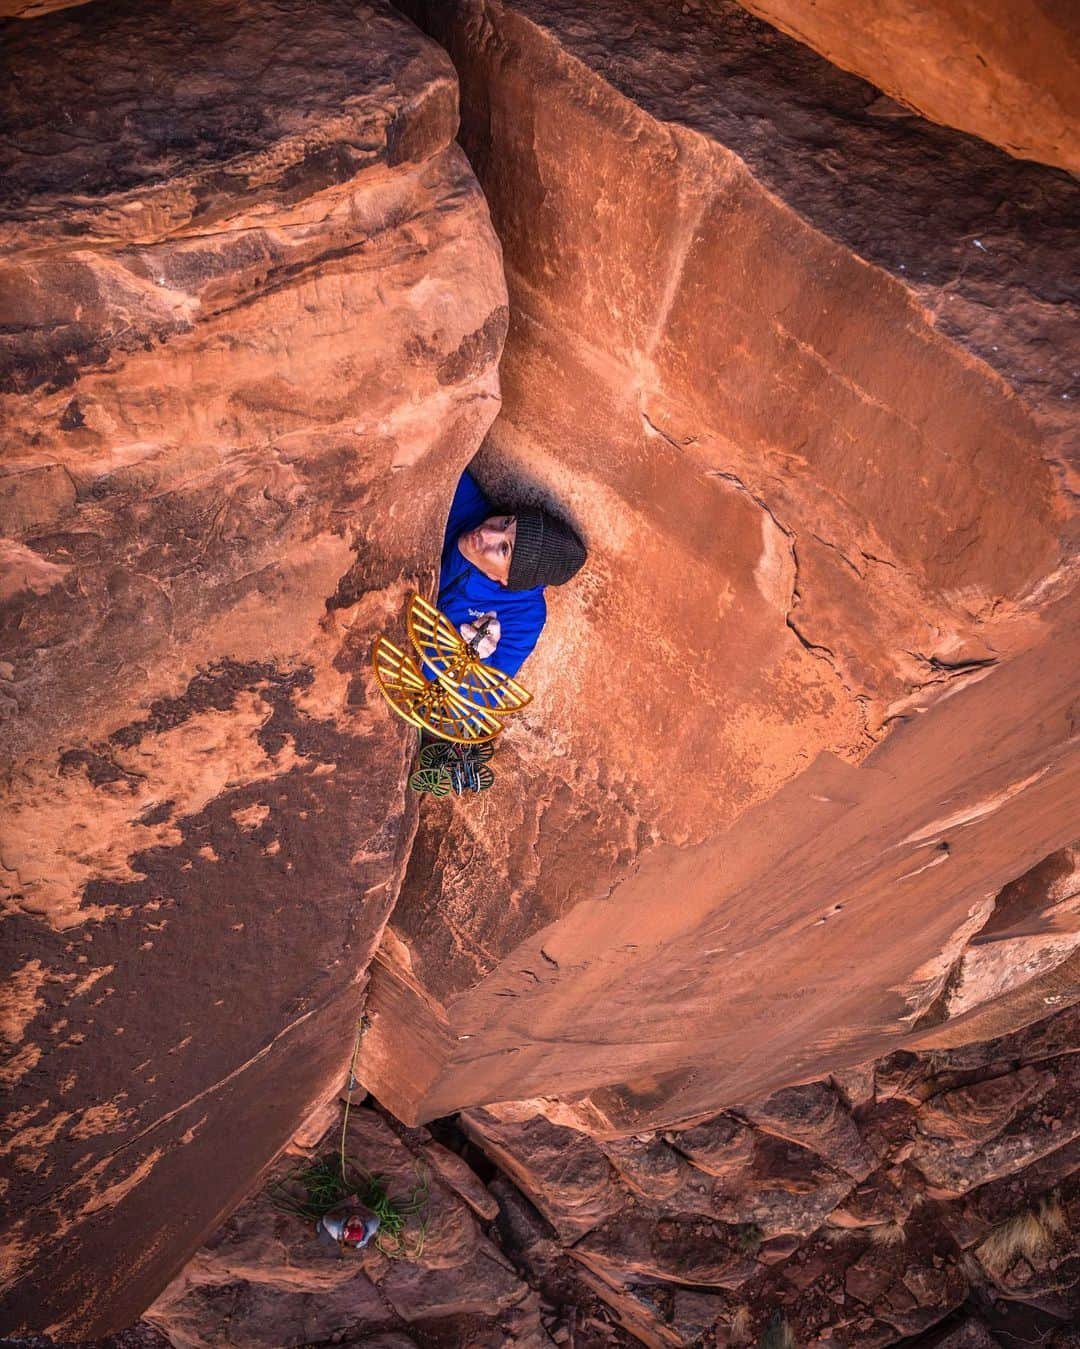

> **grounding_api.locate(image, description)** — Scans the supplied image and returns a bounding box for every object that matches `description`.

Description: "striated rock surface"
[0,0,505,1336]
[726,0,1080,175]
[454,1010,1080,1347]
[360,0,1079,1130]
[3,0,1077,172]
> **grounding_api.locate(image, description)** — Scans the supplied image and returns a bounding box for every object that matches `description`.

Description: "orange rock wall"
[2,0,1079,1337]
[6,0,1077,177]
[726,0,1080,175]
[361,0,1079,1125]
[0,0,85,14]
[0,0,505,1336]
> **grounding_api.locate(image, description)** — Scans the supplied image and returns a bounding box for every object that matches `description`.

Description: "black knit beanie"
[506,506,587,591]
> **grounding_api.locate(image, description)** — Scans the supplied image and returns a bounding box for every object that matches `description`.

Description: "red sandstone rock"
[147,1106,537,1347]
[384,1015,1074,1348]
[913,1058,1080,1195]
[666,1116,756,1179]
[827,1173,909,1230]
[911,1084,1078,1203]
[573,1221,761,1292]
[930,1320,998,1349]
[0,0,505,1336]
[739,1081,876,1179]
[668,1288,736,1343]
[420,1138,501,1221]
[831,1062,877,1113]
[600,1134,695,1201]
[363,0,1079,1136]
[726,0,1080,175]
[164,1023,1079,1348]
[6,0,1080,1340]
[461,1109,624,1238]
[916,1067,1055,1148]
[941,844,1080,1020]
[0,0,86,13]
[706,1134,855,1238]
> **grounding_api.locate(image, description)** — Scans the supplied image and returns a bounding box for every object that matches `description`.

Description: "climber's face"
[458,514,516,585]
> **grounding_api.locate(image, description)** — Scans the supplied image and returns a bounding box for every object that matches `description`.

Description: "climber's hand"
[461,613,500,660]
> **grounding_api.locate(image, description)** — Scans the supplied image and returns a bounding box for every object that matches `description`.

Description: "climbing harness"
[372,595,532,795]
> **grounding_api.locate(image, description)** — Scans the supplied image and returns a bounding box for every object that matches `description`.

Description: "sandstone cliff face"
[0,0,505,1335]
[724,0,1080,176]
[4,0,1079,1340]
[359,0,1079,1129]
[5,0,1076,177]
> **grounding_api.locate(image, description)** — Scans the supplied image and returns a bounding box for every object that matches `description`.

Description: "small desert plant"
[975,1195,1067,1275]
[868,1220,907,1247]
[728,1305,753,1346]
[735,1221,764,1253]
[270,1153,429,1258]
[757,1312,796,1349]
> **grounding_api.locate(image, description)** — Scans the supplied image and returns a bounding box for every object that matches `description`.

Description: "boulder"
[668,1117,757,1179]
[670,1287,735,1342]
[912,1059,1080,1194]
[740,1081,876,1179]
[828,1172,909,1230]
[600,1134,694,1201]
[460,1109,624,1238]
[573,1219,760,1291]
[705,1134,855,1238]
[916,1068,1055,1149]
[420,1138,501,1221]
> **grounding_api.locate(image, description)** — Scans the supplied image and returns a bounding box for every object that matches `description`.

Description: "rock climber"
[316,1195,380,1252]
[436,465,587,679]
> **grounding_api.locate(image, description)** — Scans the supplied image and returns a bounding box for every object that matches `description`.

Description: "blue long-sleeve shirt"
[435,470,546,680]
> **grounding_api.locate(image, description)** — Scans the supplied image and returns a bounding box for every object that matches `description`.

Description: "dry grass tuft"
[868,1220,907,1247]
[1040,1194,1068,1237]
[729,1304,753,1345]
[976,1195,1068,1274]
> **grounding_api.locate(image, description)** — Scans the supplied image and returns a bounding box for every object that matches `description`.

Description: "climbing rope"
[339,1014,369,1183]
